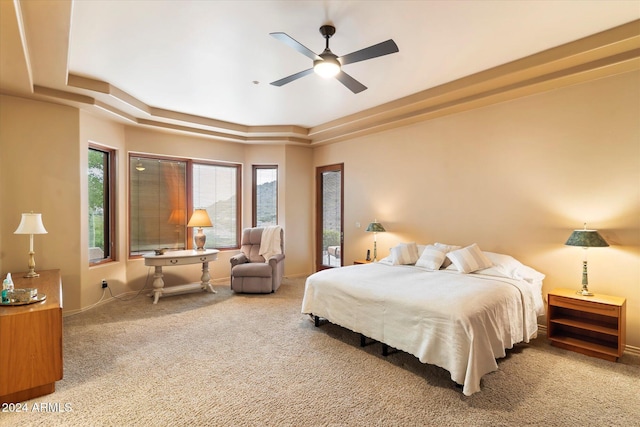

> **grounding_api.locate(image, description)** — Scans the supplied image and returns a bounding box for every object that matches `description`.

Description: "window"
[129,155,241,256]
[253,165,278,227]
[193,162,241,249]
[88,145,115,264]
[130,156,187,255]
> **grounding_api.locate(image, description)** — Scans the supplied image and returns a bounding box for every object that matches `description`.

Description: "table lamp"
[187,209,212,250]
[366,220,385,261]
[14,212,48,278]
[565,223,609,296]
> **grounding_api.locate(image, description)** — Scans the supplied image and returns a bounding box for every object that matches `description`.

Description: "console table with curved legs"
[143,249,219,304]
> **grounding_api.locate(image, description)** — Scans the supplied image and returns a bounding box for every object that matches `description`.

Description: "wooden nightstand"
[353,260,372,265]
[547,288,626,362]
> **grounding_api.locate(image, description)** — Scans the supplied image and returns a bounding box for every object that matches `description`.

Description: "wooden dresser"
[0,270,63,404]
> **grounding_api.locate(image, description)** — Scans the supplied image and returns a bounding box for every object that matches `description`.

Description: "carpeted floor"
[2,277,638,426]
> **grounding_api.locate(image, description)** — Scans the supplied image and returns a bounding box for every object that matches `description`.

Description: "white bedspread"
[301,263,539,396]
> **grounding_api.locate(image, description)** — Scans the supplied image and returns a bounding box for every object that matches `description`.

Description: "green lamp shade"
[565,229,609,248]
[366,222,386,233]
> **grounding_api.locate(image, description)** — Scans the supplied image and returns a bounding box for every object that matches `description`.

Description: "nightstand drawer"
[548,295,620,317]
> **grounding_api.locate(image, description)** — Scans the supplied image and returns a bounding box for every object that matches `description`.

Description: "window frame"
[128,154,188,257]
[191,160,242,250]
[88,144,116,266]
[252,165,278,228]
[128,154,242,258]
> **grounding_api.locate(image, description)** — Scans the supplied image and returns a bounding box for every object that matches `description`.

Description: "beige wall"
[284,145,314,276]
[313,70,640,348]
[1,70,637,349]
[80,110,127,309]
[0,95,82,309]
[1,98,314,314]
[241,144,313,277]
[122,126,247,293]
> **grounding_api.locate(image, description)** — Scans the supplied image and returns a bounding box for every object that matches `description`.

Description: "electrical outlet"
[101,279,108,289]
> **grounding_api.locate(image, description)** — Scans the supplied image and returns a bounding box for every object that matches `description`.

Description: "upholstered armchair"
[230,227,285,293]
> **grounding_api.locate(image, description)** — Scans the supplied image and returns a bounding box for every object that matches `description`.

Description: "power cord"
[77,288,107,313]
[104,267,152,301]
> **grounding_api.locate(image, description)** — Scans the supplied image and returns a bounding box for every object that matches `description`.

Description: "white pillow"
[377,255,393,265]
[482,252,522,277]
[515,264,546,284]
[446,243,493,273]
[390,242,419,265]
[434,242,461,268]
[416,244,427,257]
[483,251,546,283]
[415,245,447,270]
[480,251,546,316]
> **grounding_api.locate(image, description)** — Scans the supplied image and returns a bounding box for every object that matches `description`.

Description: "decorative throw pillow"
[415,245,447,270]
[390,242,420,265]
[434,242,462,268]
[446,243,493,273]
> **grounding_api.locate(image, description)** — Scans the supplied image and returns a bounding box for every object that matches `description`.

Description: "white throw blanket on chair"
[259,225,282,262]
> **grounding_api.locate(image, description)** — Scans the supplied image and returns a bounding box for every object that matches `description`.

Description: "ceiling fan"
[270,25,399,94]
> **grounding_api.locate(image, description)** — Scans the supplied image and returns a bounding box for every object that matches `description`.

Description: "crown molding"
[11,19,640,146]
[308,20,640,145]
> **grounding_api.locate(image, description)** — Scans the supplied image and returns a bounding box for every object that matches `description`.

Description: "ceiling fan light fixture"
[270,23,398,93]
[314,52,341,78]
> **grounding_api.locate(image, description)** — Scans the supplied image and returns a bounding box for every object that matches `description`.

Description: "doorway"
[316,164,343,271]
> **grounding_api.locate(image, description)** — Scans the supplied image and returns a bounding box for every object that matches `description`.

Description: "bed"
[301,243,545,396]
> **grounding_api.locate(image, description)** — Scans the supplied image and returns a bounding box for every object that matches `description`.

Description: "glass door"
[316,164,343,270]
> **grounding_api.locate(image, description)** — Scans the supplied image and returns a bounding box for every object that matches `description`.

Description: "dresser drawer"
[549,294,620,318]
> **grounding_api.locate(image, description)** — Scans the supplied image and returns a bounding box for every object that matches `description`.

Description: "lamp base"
[24,251,39,278]
[577,261,593,296]
[193,228,207,251]
[24,270,40,278]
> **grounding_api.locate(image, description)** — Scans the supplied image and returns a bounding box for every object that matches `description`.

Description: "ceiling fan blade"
[270,32,322,61]
[339,39,399,66]
[270,68,314,87]
[335,71,367,94]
